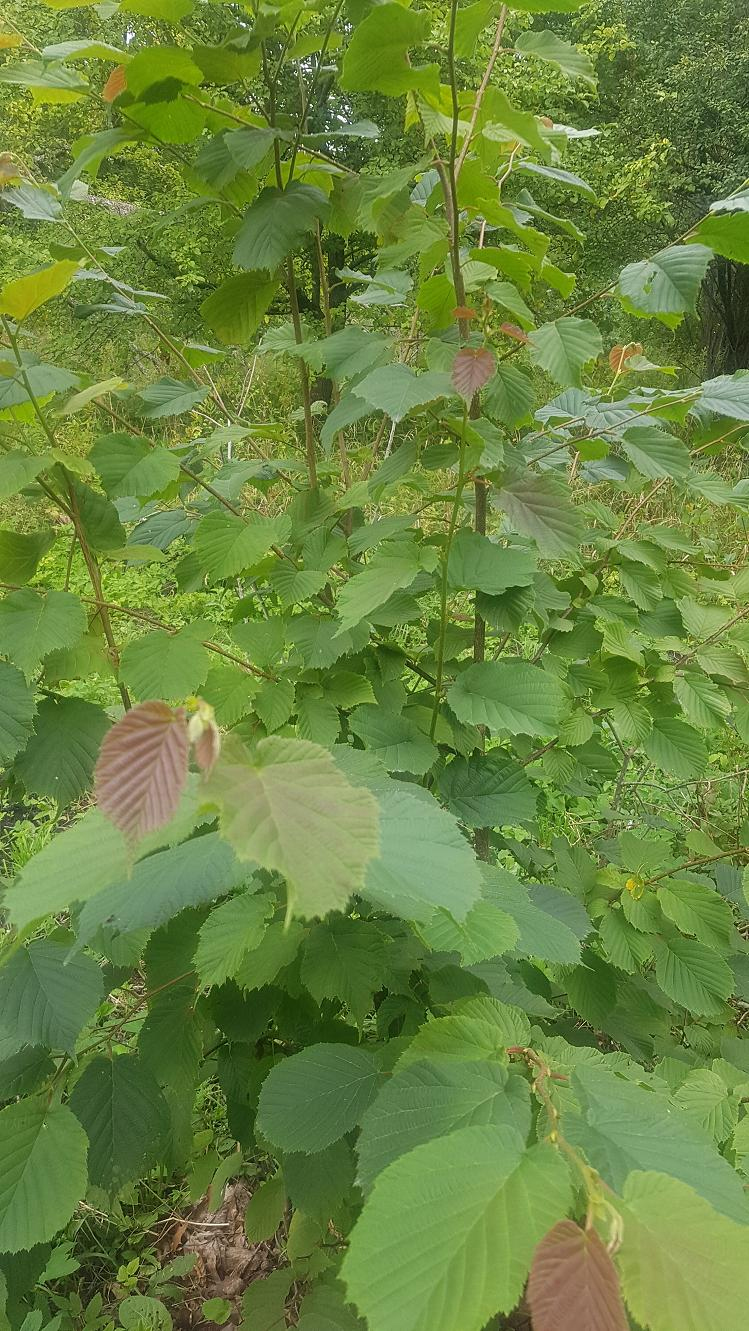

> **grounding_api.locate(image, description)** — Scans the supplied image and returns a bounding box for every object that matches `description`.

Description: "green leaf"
[673,1068,738,1144]
[447,661,564,736]
[90,433,180,500]
[0,941,103,1054]
[342,1126,572,1331]
[0,260,78,321]
[447,532,536,595]
[493,472,585,557]
[244,1171,286,1243]
[68,1054,168,1195]
[653,936,733,1017]
[340,4,438,98]
[352,365,453,421]
[438,752,537,828]
[335,541,428,633]
[74,833,244,946]
[695,210,749,262]
[0,660,37,762]
[569,1065,748,1222]
[13,696,109,805]
[673,671,730,729]
[205,737,380,919]
[283,1140,356,1226]
[621,426,691,480]
[483,363,535,428]
[514,30,596,84]
[201,273,280,346]
[0,1100,88,1254]
[0,1046,55,1100]
[233,184,329,272]
[348,706,438,776]
[658,879,734,949]
[194,512,288,581]
[233,919,305,991]
[194,891,274,987]
[0,588,86,678]
[643,718,707,779]
[135,378,209,419]
[4,808,129,930]
[617,1172,749,1331]
[298,915,385,1024]
[617,244,712,327]
[0,528,54,584]
[527,318,603,387]
[120,626,210,701]
[257,1044,383,1153]
[482,868,582,964]
[398,996,531,1066]
[698,372,749,422]
[356,1060,531,1195]
[0,450,50,498]
[420,899,518,963]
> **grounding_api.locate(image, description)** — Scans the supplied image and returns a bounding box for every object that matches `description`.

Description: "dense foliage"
[2,1,749,1329]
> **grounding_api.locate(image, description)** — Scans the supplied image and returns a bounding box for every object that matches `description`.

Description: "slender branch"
[430,406,469,740]
[455,7,508,179]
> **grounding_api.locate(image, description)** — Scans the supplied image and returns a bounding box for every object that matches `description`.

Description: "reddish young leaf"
[452,305,477,321]
[527,1220,628,1331]
[500,322,530,344]
[102,64,127,103]
[94,700,189,844]
[608,342,643,373]
[451,347,496,399]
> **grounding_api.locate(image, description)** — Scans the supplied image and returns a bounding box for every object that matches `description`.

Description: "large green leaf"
[482,868,582,964]
[335,541,430,632]
[257,1044,383,1153]
[617,1171,749,1331]
[447,660,564,736]
[438,752,537,827]
[233,183,329,272]
[0,941,103,1054]
[658,878,734,949]
[617,244,712,327]
[0,1100,88,1254]
[342,1126,572,1331]
[0,660,37,762]
[201,272,280,345]
[653,936,733,1017]
[568,1065,748,1222]
[351,365,453,421]
[68,1054,169,1195]
[483,363,535,428]
[348,706,437,776]
[301,917,387,1024]
[0,450,50,499]
[90,433,180,500]
[0,588,86,678]
[397,997,531,1067]
[514,30,596,84]
[0,528,54,584]
[119,626,210,700]
[419,899,518,964]
[74,833,245,946]
[194,890,274,986]
[194,512,288,581]
[643,717,707,779]
[0,260,79,321]
[447,532,536,595]
[493,472,585,557]
[356,1060,531,1194]
[13,695,109,805]
[340,4,438,97]
[527,317,602,387]
[621,427,691,480]
[205,737,380,918]
[694,210,749,263]
[4,808,129,930]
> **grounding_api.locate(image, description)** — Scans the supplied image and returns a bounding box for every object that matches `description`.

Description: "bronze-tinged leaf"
[528,1220,628,1331]
[94,700,189,844]
[500,322,530,344]
[452,305,477,321]
[608,342,643,373]
[102,65,127,103]
[451,347,496,400]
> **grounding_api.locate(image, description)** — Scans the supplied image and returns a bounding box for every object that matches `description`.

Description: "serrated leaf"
[483,362,535,428]
[0,588,86,678]
[0,450,50,498]
[451,347,496,399]
[0,941,103,1054]
[494,472,585,557]
[482,868,582,964]
[244,1170,286,1243]
[0,659,37,762]
[356,1060,530,1195]
[528,317,602,387]
[420,900,518,964]
[194,511,288,581]
[617,1171,749,1331]
[301,917,386,1024]
[340,4,438,97]
[658,878,734,950]
[515,30,596,84]
[205,736,380,919]
[94,700,189,845]
[447,660,564,736]
[351,365,453,421]
[0,1100,88,1254]
[653,935,733,1017]
[335,541,426,633]
[135,378,209,419]
[438,751,537,828]
[447,531,536,595]
[90,433,180,499]
[342,1126,571,1331]
[348,706,437,776]
[621,426,691,480]
[617,244,712,327]
[643,717,707,779]
[569,1065,747,1222]
[4,808,128,930]
[0,260,78,321]
[0,528,54,584]
[233,183,329,272]
[14,695,110,805]
[673,671,731,729]
[68,1054,168,1195]
[398,996,531,1067]
[527,1220,628,1331]
[673,1068,738,1144]
[120,627,210,701]
[257,1044,383,1154]
[195,891,274,986]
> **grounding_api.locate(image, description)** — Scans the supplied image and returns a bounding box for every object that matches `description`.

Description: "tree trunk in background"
[700,257,749,374]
